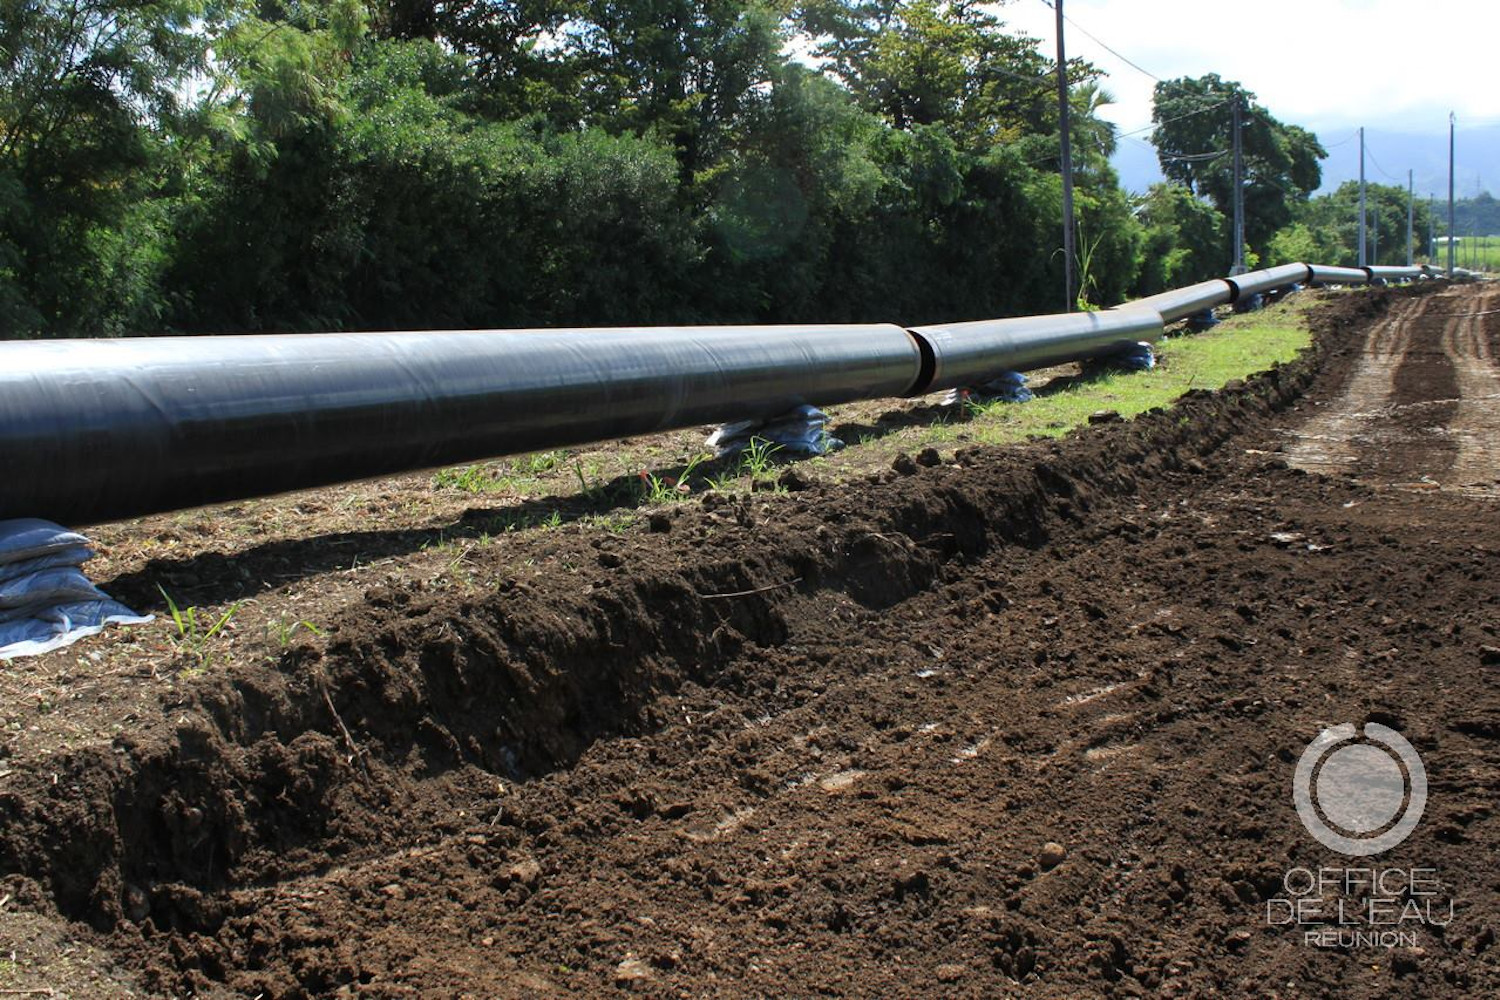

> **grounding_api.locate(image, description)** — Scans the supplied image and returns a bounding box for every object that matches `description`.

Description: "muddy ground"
[1,284,1499,998]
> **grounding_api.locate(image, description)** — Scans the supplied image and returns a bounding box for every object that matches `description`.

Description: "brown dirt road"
[1,284,1498,998]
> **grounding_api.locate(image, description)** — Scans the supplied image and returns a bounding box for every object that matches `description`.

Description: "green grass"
[432,450,569,494]
[158,585,243,672]
[267,617,325,647]
[916,298,1314,449]
[1422,237,1499,273]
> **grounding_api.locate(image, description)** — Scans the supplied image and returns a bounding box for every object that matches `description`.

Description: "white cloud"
[995,0,1499,139]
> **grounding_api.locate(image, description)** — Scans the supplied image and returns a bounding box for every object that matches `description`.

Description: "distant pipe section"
[1367,266,1424,282]
[0,261,1433,526]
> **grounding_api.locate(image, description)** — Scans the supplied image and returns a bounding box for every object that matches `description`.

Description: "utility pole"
[1358,127,1367,267]
[1231,96,1246,274]
[1448,112,1456,277]
[1055,0,1077,312]
[1407,169,1414,267]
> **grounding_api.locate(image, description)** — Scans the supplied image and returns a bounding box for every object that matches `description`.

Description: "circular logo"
[1293,723,1427,856]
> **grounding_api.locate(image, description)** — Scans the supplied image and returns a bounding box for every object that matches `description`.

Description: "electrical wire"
[1114,97,1233,141]
[1032,0,1233,110]
[1159,150,1228,163]
[1363,141,1405,184]
[1035,0,1162,83]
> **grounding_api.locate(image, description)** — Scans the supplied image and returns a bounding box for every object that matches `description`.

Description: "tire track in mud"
[1285,297,1421,476]
[1439,286,1500,494]
[1286,287,1500,490]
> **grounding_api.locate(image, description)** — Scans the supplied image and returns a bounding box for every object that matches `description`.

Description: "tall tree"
[1132,182,1226,295]
[1150,74,1324,263]
[795,0,1070,151]
[567,0,785,181]
[0,0,211,334]
[1270,181,1434,268]
[363,0,583,123]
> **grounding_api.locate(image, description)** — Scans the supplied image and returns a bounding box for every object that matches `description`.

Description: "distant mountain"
[1316,126,1499,199]
[1111,124,1499,203]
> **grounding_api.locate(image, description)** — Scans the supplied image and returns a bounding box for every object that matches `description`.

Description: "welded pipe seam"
[1226,263,1314,301]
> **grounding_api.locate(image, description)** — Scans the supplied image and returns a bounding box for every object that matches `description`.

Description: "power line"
[1035,0,1162,83]
[1160,149,1228,163]
[1115,98,1233,141]
[1363,140,1404,184]
[1033,0,1235,110]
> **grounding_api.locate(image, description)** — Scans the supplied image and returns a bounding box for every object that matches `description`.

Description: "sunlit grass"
[927,298,1313,448]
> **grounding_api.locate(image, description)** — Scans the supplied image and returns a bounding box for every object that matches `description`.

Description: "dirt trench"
[2,284,1499,998]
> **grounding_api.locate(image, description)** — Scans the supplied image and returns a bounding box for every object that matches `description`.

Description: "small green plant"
[580,512,637,533]
[739,437,782,480]
[960,392,993,419]
[158,585,242,670]
[1073,226,1106,312]
[517,450,565,474]
[572,458,599,498]
[637,469,688,504]
[637,452,710,504]
[704,471,741,493]
[680,451,709,485]
[432,464,496,493]
[269,617,325,648]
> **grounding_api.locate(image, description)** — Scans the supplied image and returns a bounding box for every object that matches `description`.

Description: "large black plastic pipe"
[910,309,1163,394]
[1117,280,1234,324]
[1309,265,1372,285]
[0,325,921,525]
[1226,263,1314,300]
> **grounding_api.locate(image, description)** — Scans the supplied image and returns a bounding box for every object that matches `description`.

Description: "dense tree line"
[1,0,1356,339]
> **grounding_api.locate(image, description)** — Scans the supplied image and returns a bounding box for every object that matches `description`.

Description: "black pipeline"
[0,262,1376,526]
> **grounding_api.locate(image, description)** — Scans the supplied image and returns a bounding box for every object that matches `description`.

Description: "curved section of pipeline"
[0,325,921,525]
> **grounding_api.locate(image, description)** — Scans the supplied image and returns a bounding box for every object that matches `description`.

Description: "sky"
[996,0,1500,194]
